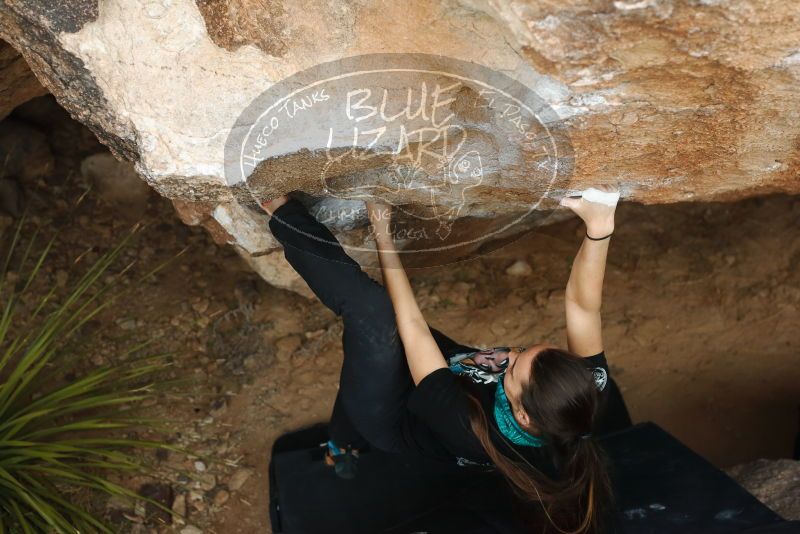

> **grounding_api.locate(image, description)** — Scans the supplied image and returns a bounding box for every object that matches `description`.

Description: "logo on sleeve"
[448,350,504,385]
[591,367,608,391]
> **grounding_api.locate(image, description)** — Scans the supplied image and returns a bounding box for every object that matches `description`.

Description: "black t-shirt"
[403,349,611,476]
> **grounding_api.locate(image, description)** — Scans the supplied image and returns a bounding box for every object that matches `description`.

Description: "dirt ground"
[2,100,799,533]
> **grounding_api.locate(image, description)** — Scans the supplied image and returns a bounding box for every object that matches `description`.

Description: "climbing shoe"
[324,440,359,480]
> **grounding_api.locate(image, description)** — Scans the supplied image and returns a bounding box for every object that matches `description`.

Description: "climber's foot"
[260,195,290,215]
[324,440,359,480]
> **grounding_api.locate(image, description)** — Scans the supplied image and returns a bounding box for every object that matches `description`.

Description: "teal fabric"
[494,372,544,447]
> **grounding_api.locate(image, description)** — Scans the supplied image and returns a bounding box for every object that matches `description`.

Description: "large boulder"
[1,1,798,287]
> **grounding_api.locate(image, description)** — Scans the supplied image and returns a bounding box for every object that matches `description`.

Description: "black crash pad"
[269,422,789,534]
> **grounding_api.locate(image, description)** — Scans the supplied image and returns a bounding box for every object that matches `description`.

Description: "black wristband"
[586,231,613,241]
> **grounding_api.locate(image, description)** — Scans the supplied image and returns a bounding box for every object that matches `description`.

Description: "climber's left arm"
[367,202,447,385]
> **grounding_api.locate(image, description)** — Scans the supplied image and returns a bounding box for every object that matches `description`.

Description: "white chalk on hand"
[579,187,620,207]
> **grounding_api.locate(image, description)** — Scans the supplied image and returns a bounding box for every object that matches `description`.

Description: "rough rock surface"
[0,39,46,120]
[726,459,800,520]
[1,1,798,289]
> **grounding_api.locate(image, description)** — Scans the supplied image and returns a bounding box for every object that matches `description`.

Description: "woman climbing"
[260,186,631,534]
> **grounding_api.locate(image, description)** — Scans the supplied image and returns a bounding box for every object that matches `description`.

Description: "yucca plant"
[0,212,190,533]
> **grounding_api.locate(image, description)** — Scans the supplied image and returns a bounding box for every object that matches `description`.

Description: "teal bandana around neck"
[494,372,544,447]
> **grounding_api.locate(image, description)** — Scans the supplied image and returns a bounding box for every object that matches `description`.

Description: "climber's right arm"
[561,186,617,357]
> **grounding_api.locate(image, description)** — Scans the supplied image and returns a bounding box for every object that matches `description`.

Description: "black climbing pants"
[268,197,632,453]
[268,197,477,453]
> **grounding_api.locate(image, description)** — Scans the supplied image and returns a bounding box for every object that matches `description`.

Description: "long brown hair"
[463,348,613,534]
